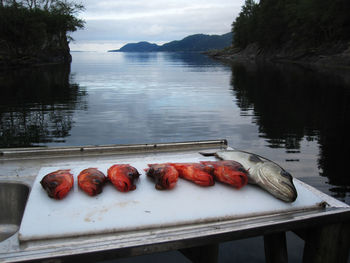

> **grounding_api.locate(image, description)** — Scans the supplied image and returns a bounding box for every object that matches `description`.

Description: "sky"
[69,0,245,52]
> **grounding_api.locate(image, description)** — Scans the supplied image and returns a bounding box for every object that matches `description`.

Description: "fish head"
[257,163,297,202]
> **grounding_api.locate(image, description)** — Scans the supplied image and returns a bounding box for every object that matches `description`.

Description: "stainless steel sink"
[0,182,29,242]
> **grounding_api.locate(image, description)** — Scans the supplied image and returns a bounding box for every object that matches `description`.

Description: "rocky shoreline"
[0,46,72,71]
[206,42,350,69]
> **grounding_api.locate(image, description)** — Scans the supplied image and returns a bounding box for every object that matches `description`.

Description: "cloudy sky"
[69,0,245,51]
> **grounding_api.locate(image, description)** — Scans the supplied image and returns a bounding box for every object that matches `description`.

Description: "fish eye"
[238,167,247,173]
[128,172,135,178]
[280,170,292,179]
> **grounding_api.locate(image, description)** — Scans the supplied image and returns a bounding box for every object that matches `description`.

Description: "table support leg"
[264,232,288,263]
[302,223,350,263]
[180,243,219,263]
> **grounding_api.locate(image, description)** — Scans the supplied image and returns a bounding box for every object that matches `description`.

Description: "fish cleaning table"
[0,140,350,263]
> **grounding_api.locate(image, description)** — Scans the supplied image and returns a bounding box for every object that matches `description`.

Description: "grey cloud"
[71,0,244,49]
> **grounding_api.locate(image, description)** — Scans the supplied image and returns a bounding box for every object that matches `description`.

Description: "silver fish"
[202,150,297,202]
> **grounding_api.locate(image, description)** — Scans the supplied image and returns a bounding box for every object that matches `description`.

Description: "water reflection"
[122,52,160,63]
[162,52,223,67]
[230,61,350,190]
[121,52,224,68]
[68,52,235,146]
[0,64,86,147]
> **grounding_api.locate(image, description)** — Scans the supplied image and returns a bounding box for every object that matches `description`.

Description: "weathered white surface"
[19,151,324,242]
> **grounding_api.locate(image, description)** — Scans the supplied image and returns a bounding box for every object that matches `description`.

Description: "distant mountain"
[116,41,159,52]
[108,32,232,52]
[159,33,232,52]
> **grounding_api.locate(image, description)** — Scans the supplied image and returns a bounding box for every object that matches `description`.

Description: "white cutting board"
[19,152,324,242]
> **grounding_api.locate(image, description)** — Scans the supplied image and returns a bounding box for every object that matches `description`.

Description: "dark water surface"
[1,52,350,204]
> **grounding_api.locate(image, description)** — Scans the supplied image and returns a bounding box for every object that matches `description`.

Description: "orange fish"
[145,163,179,190]
[200,160,248,189]
[40,169,74,200]
[78,168,106,196]
[170,163,214,186]
[107,164,140,192]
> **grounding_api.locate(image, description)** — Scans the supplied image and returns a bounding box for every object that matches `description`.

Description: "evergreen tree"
[232,0,350,49]
[0,0,84,58]
[232,0,258,48]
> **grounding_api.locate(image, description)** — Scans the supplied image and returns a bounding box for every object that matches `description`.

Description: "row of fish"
[40,150,298,203]
[40,164,140,200]
[40,160,249,200]
[145,161,248,190]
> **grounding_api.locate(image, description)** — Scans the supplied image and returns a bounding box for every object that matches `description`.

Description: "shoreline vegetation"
[204,42,350,69]
[0,0,84,70]
[206,0,350,69]
[2,0,350,70]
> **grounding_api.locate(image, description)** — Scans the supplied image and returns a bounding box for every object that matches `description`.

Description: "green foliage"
[232,0,259,48]
[0,1,84,56]
[232,0,350,49]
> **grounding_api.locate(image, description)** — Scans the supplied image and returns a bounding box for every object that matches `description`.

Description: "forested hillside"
[233,0,350,49]
[213,0,350,66]
[159,33,232,52]
[0,0,84,69]
[109,33,232,52]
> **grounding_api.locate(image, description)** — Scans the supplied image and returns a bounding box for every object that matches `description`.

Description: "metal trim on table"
[2,206,350,262]
[0,139,228,160]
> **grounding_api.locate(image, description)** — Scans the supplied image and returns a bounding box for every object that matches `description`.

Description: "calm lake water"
[1,52,349,204]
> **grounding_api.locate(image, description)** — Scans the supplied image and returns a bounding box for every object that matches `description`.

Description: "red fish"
[170,163,214,186]
[107,164,140,192]
[145,163,179,190]
[40,169,74,200]
[200,160,248,189]
[78,168,106,196]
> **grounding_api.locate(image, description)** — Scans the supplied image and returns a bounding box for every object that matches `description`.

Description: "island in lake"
[108,32,232,52]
